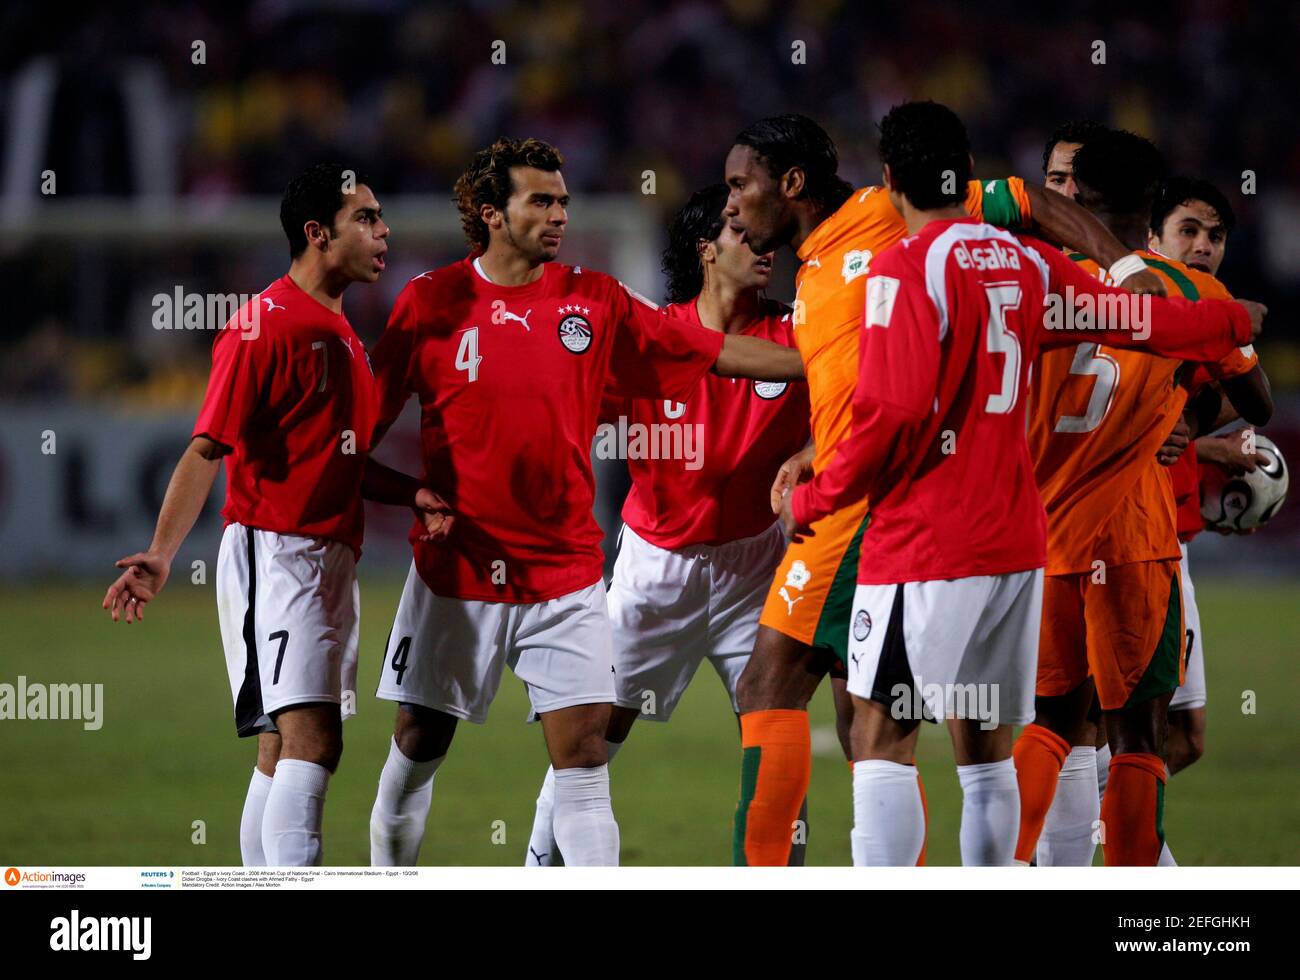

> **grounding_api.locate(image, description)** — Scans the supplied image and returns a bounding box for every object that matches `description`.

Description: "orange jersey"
[793,178,1033,476]
[1028,250,1234,574]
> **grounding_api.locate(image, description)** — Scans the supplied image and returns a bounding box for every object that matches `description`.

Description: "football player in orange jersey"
[723,114,1171,866]
[1148,177,1272,776]
[1016,130,1269,866]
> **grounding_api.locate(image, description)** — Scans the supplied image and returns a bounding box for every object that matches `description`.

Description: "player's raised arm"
[1021,181,1168,298]
[103,435,227,623]
[712,332,805,381]
[1025,238,1262,362]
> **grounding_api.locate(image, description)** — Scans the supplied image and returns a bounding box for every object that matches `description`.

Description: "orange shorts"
[1037,558,1184,710]
[759,497,870,664]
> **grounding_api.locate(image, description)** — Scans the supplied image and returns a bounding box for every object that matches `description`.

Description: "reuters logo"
[4,868,19,886]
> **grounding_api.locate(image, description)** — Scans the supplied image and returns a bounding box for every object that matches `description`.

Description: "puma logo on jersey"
[779,587,805,616]
[501,309,532,331]
[849,652,861,668]
[340,336,354,356]
[413,271,434,281]
[805,255,821,269]
[262,297,286,312]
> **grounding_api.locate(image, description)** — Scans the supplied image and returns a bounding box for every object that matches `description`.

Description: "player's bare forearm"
[103,435,223,622]
[1024,183,1166,297]
[149,436,225,560]
[361,457,424,506]
[1220,364,1273,426]
[713,334,805,380]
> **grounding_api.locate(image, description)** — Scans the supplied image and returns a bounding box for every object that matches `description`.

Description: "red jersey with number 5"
[193,274,376,558]
[370,258,724,602]
[792,220,1252,585]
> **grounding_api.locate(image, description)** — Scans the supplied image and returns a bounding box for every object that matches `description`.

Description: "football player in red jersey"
[780,102,1260,865]
[103,164,451,866]
[365,140,803,867]
[521,183,813,865]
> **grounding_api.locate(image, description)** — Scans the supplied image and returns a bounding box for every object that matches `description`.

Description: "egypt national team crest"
[853,608,872,642]
[753,380,788,400]
[557,308,593,354]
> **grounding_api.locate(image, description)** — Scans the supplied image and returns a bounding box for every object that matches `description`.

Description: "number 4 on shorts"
[390,636,412,685]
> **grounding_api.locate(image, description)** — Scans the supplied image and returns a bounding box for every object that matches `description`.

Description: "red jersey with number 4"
[609,297,811,549]
[791,219,1252,585]
[371,258,725,602]
[193,274,376,558]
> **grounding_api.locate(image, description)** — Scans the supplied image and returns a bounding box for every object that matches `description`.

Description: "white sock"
[370,738,444,867]
[851,760,924,866]
[239,768,273,866]
[526,740,622,867]
[1096,742,1112,801]
[1037,746,1100,867]
[1158,842,1178,866]
[551,764,619,866]
[261,759,330,866]
[956,759,1019,866]
[788,796,809,867]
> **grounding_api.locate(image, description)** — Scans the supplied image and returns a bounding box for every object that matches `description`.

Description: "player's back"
[855,218,1050,583]
[795,180,1034,477]
[1027,251,1230,575]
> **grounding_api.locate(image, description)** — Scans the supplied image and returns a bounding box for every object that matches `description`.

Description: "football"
[1201,433,1290,531]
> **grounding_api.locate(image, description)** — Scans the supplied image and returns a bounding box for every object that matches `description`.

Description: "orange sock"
[915,766,929,866]
[734,710,811,866]
[1013,724,1071,863]
[1101,752,1166,866]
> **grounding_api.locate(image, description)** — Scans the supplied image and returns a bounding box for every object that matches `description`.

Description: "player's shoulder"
[401,258,473,298]
[1140,251,1231,300]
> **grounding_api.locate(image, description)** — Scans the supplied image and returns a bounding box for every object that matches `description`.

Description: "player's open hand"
[1156,418,1190,466]
[103,551,171,623]
[414,488,455,542]
[1235,300,1267,341]
[1198,429,1266,476]
[1125,268,1167,298]
[771,444,817,514]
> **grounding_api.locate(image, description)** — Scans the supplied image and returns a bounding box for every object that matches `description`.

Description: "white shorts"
[845,569,1043,729]
[1170,543,1206,711]
[609,522,786,720]
[215,523,360,737]
[374,563,615,724]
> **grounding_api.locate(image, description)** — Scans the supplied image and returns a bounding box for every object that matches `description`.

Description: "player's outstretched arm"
[361,457,454,542]
[1029,241,1263,360]
[103,435,226,623]
[1022,182,1167,298]
[712,334,805,381]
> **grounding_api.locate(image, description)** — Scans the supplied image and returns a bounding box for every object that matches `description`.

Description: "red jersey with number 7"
[192,274,376,558]
[791,219,1252,585]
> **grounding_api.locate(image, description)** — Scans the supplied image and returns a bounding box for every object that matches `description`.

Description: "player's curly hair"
[280,162,371,259]
[1041,119,1109,175]
[661,184,730,304]
[1151,175,1236,238]
[878,101,972,210]
[454,137,565,252]
[733,114,853,211]
[1071,129,1167,216]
